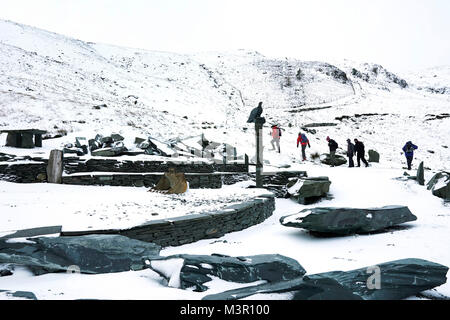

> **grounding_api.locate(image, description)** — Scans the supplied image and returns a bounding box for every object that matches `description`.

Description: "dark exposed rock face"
[287,177,331,204]
[0,235,161,275]
[148,254,306,292]
[427,172,450,199]
[204,258,448,300]
[280,206,417,235]
[368,150,380,163]
[307,258,448,300]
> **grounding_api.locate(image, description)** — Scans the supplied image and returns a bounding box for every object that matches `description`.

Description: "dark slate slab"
[149,253,306,292]
[280,205,417,235]
[427,171,450,200]
[202,276,362,300]
[321,154,347,166]
[0,235,161,275]
[306,258,449,300]
[0,290,38,300]
[417,162,425,186]
[0,226,62,240]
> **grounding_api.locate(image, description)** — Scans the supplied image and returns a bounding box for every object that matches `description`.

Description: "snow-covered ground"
[1,162,449,300]
[0,19,450,300]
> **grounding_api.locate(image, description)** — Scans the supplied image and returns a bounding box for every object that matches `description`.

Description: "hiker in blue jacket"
[402,141,418,170]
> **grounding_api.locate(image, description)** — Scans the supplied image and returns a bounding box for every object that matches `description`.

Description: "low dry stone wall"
[62,172,223,189]
[61,194,275,247]
[64,158,248,175]
[0,162,47,183]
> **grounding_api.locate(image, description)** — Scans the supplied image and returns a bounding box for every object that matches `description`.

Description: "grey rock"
[75,137,88,148]
[203,276,362,300]
[1,290,38,300]
[280,206,417,235]
[0,235,161,275]
[203,258,448,300]
[149,253,306,292]
[111,134,125,142]
[417,161,425,186]
[321,153,347,166]
[0,264,14,277]
[287,177,331,204]
[427,172,450,199]
[91,147,117,157]
[368,150,380,162]
[307,258,448,300]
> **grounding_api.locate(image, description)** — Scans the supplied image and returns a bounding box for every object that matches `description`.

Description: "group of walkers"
[326,136,369,167]
[269,124,419,170]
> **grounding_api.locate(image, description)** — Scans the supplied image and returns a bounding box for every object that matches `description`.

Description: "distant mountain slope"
[1,19,449,170]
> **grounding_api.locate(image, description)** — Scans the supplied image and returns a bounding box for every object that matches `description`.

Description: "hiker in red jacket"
[270,125,281,153]
[297,132,310,161]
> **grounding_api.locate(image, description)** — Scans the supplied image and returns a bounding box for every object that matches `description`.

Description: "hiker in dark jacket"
[326,136,338,166]
[297,132,310,161]
[402,141,418,170]
[354,139,369,167]
[346,139,355,167]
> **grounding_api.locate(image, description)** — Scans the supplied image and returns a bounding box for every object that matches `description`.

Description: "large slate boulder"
[306,258,448,300]
[203,276,362,300]
[0,235,161,275]
[427,172,450,200]
[280,206,417,235]
[204,258,448,300]
[320,153,347,166]
[0,290,38,300]
[287,177,331,204]
[148,253,306,292]
[368,149,380,163]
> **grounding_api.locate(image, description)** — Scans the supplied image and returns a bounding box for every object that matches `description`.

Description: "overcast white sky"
[1,0,449,72]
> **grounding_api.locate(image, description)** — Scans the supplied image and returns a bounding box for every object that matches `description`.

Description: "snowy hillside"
[2,18,449,171]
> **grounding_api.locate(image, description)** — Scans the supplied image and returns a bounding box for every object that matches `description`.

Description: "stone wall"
[62,172,223,189]
[0,163,47,183]
[61,194,275,247]
[63,158,248,174]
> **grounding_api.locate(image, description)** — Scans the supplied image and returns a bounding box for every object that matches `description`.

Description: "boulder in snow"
[320,153,347,166]
[147,253,306,292]
[0,235,161,275]
[287,176,331,204]
[427,172,450,199]
[368,149,380,163]
[280,205,417,235]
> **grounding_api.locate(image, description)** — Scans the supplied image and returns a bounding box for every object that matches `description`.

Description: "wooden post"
[47,149,63,184]
[255,118,264,188]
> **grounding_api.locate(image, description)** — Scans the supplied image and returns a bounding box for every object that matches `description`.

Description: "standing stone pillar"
[417,161,424,186]
[35,134,43,147]
[255,117,265,188]
[47,150,63,184]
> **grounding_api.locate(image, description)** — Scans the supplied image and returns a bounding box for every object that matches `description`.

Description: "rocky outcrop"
[203,258,448,300]
[0,235,161,275]
[287,177,331,204]
[427,172,450,199]
[280,206,417,235]
[148,253,306,292]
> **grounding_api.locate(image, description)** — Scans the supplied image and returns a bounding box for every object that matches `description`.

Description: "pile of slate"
[134,137,168,156]
[62,133,128,157]
[280,205,417,235]
[287,176,331,204]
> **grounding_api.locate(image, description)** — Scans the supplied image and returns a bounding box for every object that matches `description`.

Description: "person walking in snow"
[354,138,369,167]
[326,136,338,165]
[297,132,310,161]
[270,124,282,153]
[402,141,418,170]
[346,139,355,167]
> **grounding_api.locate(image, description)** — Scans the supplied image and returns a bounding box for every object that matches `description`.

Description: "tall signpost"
[255,117,265,188]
